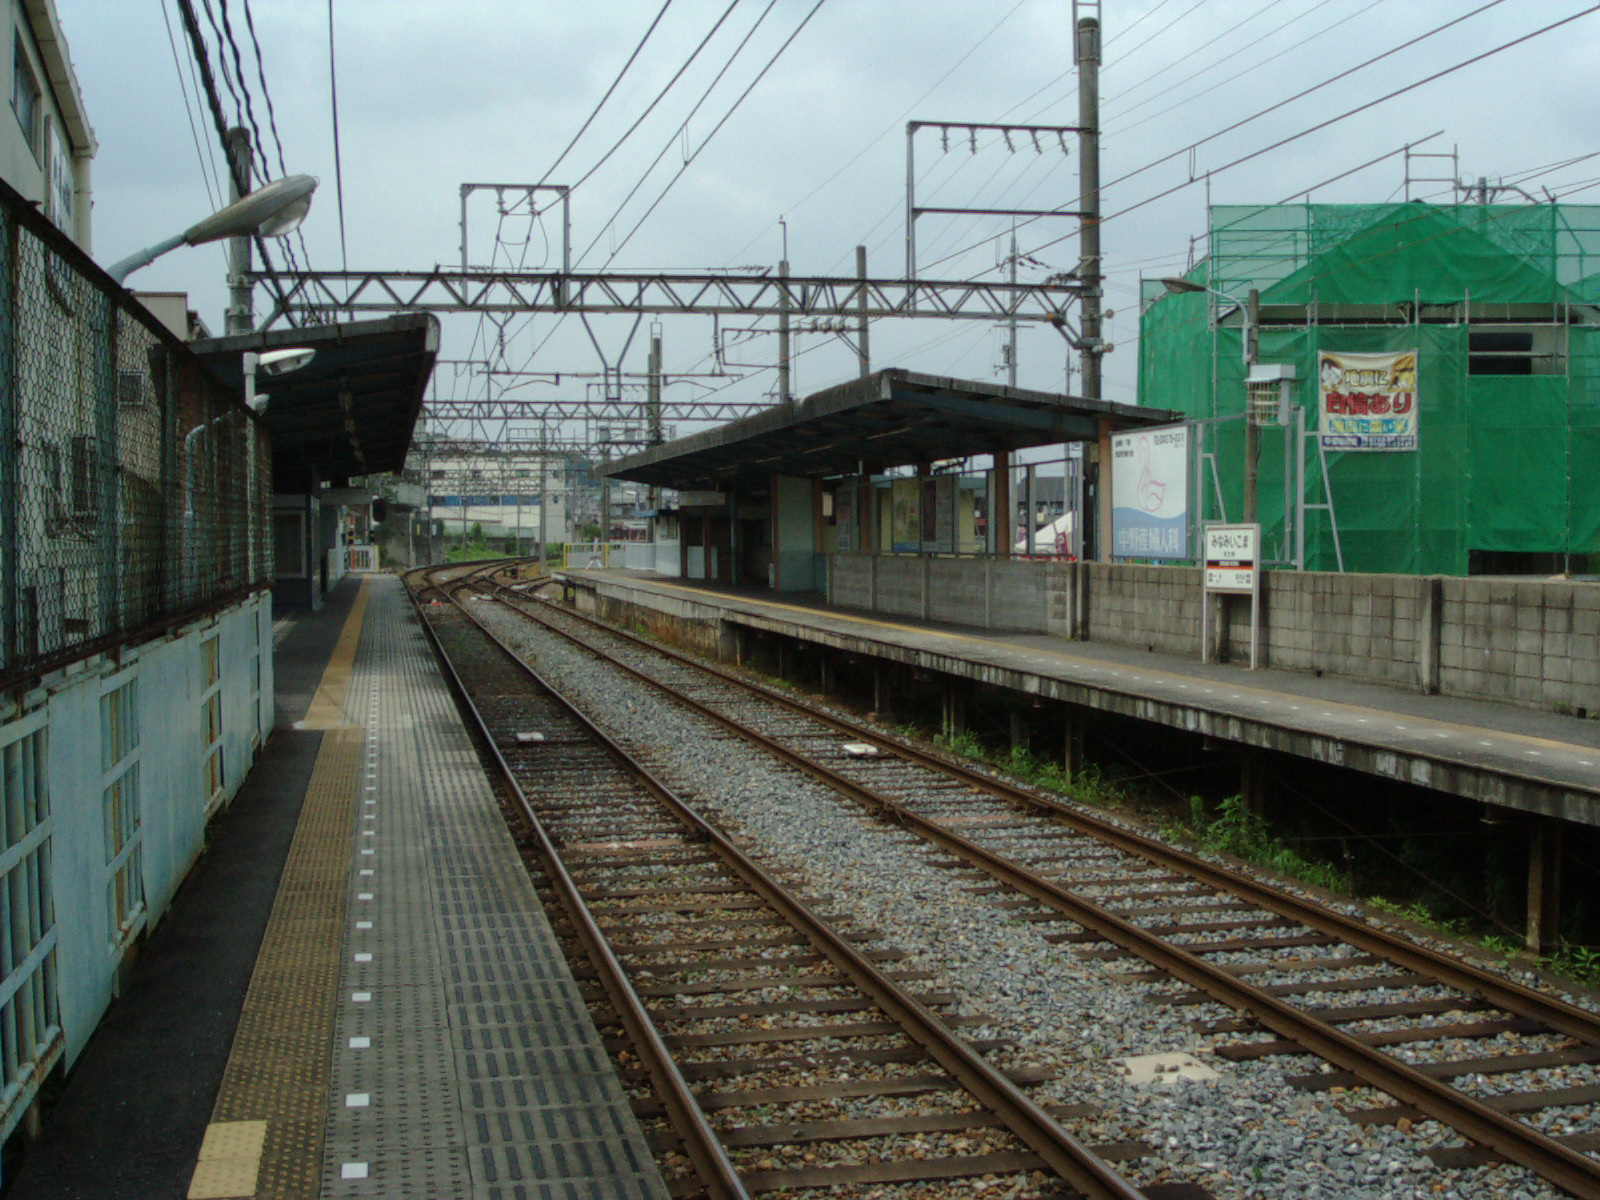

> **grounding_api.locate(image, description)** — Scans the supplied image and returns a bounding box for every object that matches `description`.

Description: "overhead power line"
[1104,0,1381,138]
[538,0,675,187]
[327,0,349,272]
[566,0,743,197]
[160,0,223,212]
[598,0,828,265]
[1095,4,1594,229]
[1102,0,1512,196]
[918,0,1560,279]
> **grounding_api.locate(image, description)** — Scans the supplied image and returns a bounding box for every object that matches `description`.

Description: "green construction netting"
[1138,204,1600,575]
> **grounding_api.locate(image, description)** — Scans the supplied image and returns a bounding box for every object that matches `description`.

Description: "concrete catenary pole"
[856,245,871,377]
[778,258,792,404]
[647,330,662,545]
[225,127,254,335]
[1075,16,1103,559]
[1243,286,1261,523]
[1007,228,1019,389]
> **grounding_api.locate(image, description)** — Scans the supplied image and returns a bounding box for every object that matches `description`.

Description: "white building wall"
[1,0,94,249]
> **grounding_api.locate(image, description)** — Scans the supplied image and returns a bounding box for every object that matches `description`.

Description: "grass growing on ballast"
[1180,794,1352,895]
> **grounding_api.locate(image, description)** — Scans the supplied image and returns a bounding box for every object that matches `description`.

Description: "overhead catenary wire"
[593,0,828,266]
[727,0,1028,265]
[1102,0,1346,130]
[537,0,675,187]
[1100,0,1514,198]
[326,0,349,273]
[921,2,1589,280]
[564,0,743,198]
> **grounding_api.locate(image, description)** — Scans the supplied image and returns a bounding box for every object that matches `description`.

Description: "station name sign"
[1203,523,1258,595]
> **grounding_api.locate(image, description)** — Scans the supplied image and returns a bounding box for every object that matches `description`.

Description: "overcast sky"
[62,0,1600,447]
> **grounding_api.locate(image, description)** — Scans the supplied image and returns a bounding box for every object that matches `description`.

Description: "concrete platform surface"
[10,574,667,1200]
[564,570,1600,827]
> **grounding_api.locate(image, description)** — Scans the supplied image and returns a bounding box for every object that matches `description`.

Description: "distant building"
[423,445,579,546]
[1138,202,1600,576]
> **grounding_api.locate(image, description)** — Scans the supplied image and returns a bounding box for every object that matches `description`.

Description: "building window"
[101,677,144,945]
[118,370,146,408]
[11,35,39,162]
[1468,327,1562,376]
[0,711,60,1105]
[200,636,224,812]
[69,435,98,518]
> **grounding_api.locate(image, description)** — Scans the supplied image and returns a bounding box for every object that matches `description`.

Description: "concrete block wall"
[1441,578,1600,715]
[874,556,925,618]
[927,559,991,626]
[1084,562,1201,655]
[987,560,1050,632]
[823,553,1599,718]
[828,555,873,609]
[1223,571,1428,686]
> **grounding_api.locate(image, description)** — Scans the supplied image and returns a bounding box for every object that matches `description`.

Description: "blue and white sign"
[1111,423,1189,559]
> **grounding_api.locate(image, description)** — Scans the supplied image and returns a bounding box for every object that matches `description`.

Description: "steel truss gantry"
[249,268,1083,333]
[421,397,770,422]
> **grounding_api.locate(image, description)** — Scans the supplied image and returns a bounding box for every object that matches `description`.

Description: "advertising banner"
[1318,349,1418,451]
[926,475,955,552]
[891,478,920,552]
[1111,423,1189,559]
[835,484,855,552]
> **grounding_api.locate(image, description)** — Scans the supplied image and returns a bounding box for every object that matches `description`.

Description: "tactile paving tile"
[321,578,669,1200]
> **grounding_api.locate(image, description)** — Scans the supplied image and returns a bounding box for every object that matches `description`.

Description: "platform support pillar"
[1064,706,1086,777]
[872,664,890,719]
[1526,817,1563,956]
[993,451,1012,559]
[942,679,966,740]
[820,652,834,697]
[1240,751,1266,819]
[1009,711,1026,754]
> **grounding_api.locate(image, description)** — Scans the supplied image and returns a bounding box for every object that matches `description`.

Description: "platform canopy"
[599,368,1176,490]
[194,313,440,492]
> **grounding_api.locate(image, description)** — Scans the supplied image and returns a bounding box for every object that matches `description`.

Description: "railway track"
[408,563,1188,1200]
[470,564,1600,1199]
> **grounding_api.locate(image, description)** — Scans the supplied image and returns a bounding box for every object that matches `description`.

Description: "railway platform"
[9,573,666,1200]
[556,571,1600,816]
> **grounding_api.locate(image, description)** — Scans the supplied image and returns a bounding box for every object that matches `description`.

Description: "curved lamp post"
[108,174,318,284]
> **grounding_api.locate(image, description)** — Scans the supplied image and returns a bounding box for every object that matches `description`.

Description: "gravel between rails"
[470,596,1582,1200]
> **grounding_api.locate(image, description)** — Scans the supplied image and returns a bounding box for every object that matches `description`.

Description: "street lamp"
[108,174,319,285]
[1158,276,1264,523]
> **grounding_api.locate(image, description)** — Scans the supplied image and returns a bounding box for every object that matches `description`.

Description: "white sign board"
[1110,423,1189,559]
[1203,524,1258,594]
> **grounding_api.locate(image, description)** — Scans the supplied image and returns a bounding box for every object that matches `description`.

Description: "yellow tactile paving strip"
[189,579,370,1200]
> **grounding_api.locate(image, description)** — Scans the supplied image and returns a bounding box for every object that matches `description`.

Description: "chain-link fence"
[0,183,269,687]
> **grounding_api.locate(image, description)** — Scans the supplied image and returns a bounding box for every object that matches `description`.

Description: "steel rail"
[494,582,1600,1199]
[423,568,1152,1200]
[512,579,1600,1046]
[409,564,752,1200]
